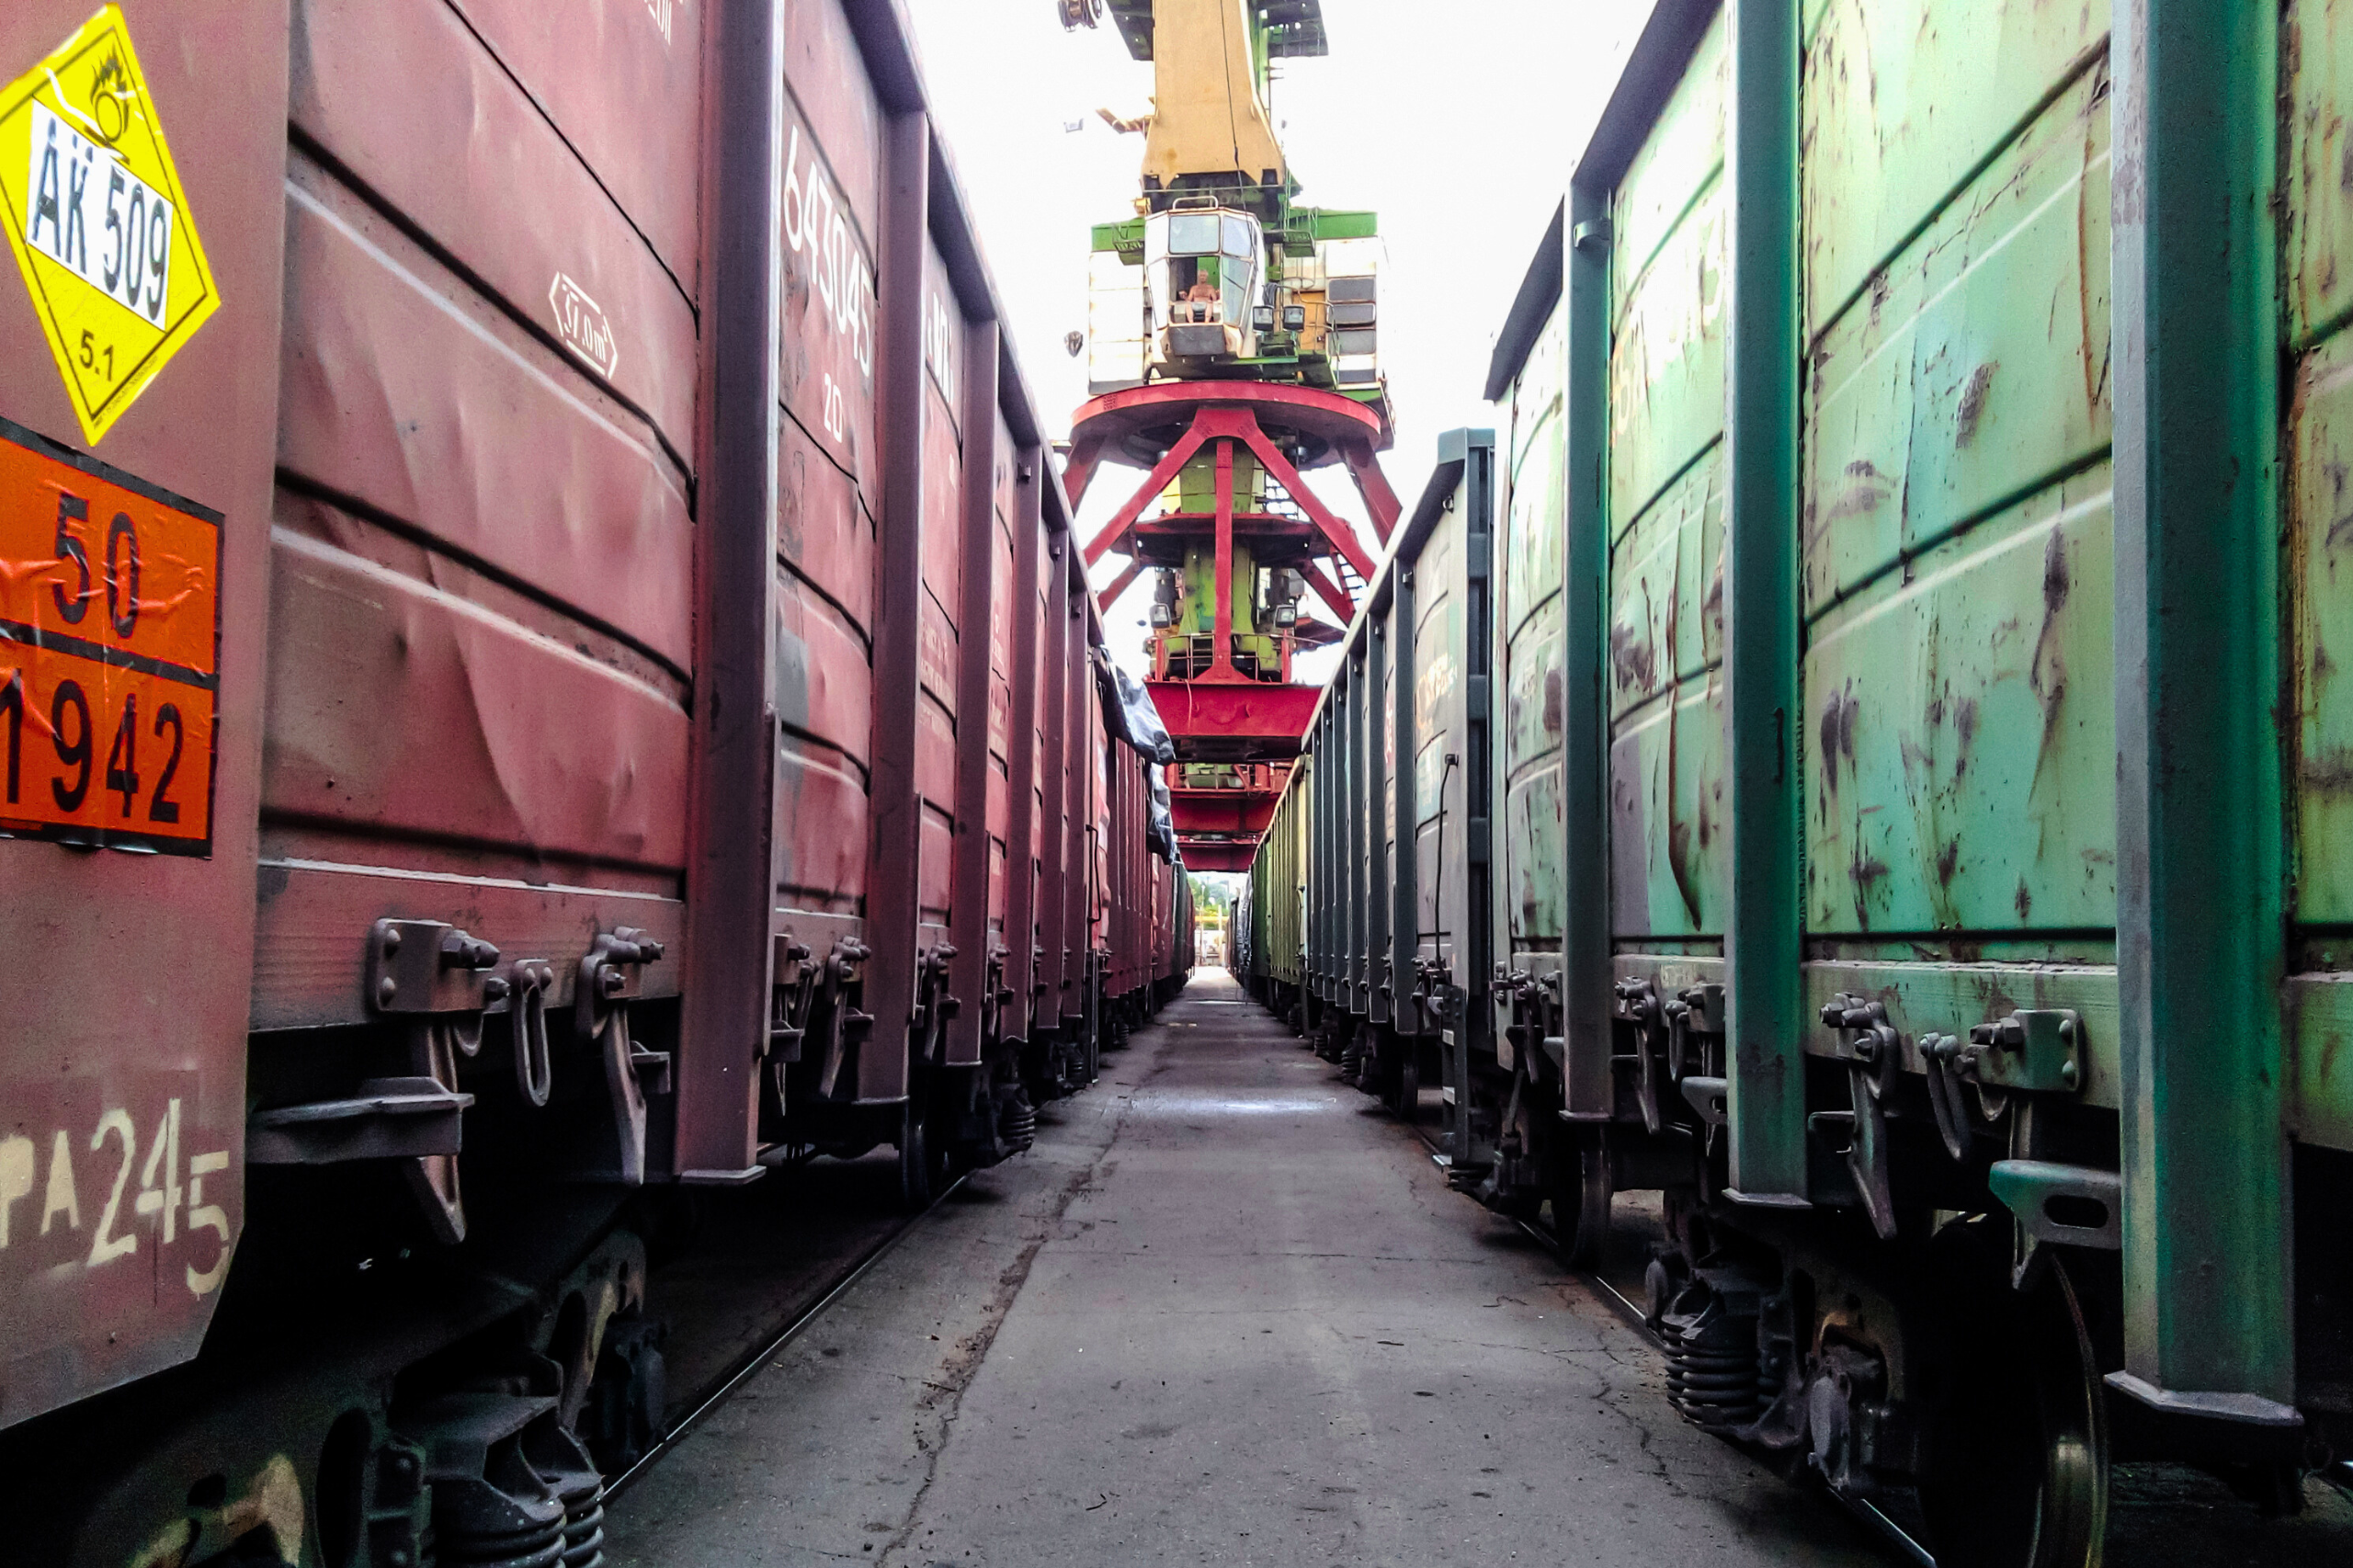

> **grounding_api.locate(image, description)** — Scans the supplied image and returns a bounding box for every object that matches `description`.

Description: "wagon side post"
[1037,527,1073,1067]
[1561,179,1615,1123]
[1461,431,1499,1159]
[2109,0,2297,1416]
[862,107,934,1110]
[1002,445,1048,1052]
[1352,642,1370,1015]
[1062,555,1095,1060]
[1392,565,1419,1047]
[675,0,785,1180]
[1369,612,1390,1028]
[1720,0,1809,1204]
[948,320,1003,1070]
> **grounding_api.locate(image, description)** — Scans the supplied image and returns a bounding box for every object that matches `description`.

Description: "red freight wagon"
[0,2,1172,1562]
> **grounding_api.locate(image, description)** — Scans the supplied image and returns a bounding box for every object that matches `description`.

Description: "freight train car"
[1255,1,2353,1561]
[1245,434,1491,1134]
[0,2,1167,1562]
[1100,656,1194,1051]
[1241,745,1310,1012]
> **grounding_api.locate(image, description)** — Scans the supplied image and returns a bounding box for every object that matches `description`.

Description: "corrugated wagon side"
[1446,0,2352,1556]
[0,1,1154,1560]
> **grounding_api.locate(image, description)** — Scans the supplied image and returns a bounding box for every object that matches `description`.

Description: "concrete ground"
[605,971,1895,1567]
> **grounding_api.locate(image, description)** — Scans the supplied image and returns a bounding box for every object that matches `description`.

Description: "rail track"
[603,1167,973,1503]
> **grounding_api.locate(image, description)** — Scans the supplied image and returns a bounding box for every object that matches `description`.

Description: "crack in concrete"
[877,1046,1174,1567]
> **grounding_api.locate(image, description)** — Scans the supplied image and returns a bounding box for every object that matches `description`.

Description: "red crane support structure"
[1069,380,1401,870]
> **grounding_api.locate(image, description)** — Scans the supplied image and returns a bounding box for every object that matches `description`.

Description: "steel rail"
[604,1169,972,1502]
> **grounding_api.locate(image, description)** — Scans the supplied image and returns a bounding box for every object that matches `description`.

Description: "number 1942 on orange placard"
[0,416,218,855]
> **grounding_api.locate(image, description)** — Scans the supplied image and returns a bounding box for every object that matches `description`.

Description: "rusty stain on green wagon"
[1802,0,2115,948]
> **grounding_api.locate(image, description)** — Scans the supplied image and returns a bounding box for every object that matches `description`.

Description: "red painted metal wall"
[0,0,1173,1472]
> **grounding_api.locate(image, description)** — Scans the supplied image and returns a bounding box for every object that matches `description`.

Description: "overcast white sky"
[904,1,1646,674]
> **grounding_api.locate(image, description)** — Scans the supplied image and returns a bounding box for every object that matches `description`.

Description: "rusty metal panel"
[2289,0,2353,350]
[776,571,873,766]
[918,698,956,929]
[278,158,693,669]
[1805,475,2116,936]
[2289,10,2353,926]
[2287,0,2353,1165]
[1607,14,1730,950]
[785,0,885,241]
[919,245,965,690]
[776,733,869,914]
[1802,0,2110,347]
[914,245,965,949]
[252,856,684,1031]
[2289,975,2353,1153]
[264,498,690,869]
[1412,503,1464,964]
[1608,9,1725,536]
[267,140,699,1041]
[445,0,706,292]
[1802,61,2112,612]
[1503,301,1567,954]
[290,0,697,455]
[779,4,882,514]
[1607,460,1727,939]
[780,415,877,636]
[1800,24,2114,940]
[0,0,290,1429]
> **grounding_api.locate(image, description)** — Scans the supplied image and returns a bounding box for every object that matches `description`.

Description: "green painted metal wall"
[1237,0,2353,1471]
[1608,12,1732,948]
[2287,0,2353,1154]
[1503,301,1569,961]
[1249,755,1307,987]
[1801,0,2115,950]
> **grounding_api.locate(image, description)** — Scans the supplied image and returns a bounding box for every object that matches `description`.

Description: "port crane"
[1061,0,1399,870]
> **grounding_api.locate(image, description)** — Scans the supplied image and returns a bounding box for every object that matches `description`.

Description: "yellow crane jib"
[1062,0,1328,193]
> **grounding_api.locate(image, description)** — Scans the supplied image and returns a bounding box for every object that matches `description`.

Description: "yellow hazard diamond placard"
[0,7,219,446]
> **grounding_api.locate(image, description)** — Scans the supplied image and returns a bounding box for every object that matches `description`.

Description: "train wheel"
[1918,1246,2108,1568]
[1394,1047,1419,1125]
[896,1098,934,1211]
[1553,1144,1612,1269]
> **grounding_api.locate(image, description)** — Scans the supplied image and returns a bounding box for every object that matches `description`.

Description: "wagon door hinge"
[577,928,668,1186]
[1810,993,1901,1242]
[1611,979,1669,1135]
[990,945,1015,1011]
[817,939,873,1100]
[768,938,816,1063]
[915,944,961,1063]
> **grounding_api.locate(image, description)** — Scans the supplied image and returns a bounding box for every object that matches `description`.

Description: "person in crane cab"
[1183,277,1219,322]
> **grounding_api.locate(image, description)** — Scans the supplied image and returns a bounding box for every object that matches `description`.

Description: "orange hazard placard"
[0,415,218,854]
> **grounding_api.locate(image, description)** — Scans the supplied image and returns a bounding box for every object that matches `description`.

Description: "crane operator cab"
[1088,201,1385,403]
[1147,201,1263,365]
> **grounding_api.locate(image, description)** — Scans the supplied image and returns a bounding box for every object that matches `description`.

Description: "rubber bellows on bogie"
[398,1393,606,1568]
[1656,1268,1776,1434]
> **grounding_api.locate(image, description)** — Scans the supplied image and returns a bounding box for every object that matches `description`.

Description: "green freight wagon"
[1256,434,1499,1133]
[1259,0,2353,1559]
